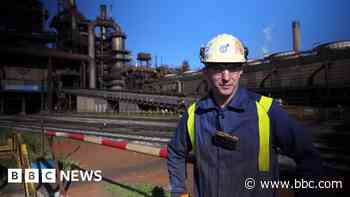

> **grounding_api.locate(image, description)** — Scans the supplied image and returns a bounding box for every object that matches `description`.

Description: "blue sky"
[42,0,350,70]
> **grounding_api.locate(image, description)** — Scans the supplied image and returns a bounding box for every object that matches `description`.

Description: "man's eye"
[216,66,226,70]
[213,68,224,72]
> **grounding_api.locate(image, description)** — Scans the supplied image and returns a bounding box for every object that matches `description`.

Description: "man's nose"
[221,69,230,81]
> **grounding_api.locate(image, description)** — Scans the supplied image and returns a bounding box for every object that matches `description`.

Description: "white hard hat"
[200,33,246,64]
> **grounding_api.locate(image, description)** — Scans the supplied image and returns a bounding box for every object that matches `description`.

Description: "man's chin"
[218,89,234,97]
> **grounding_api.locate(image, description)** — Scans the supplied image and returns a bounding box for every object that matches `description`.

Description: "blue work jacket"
[167,87,322,197]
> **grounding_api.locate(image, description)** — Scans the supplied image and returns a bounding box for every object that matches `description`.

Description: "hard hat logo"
[201,33,246,64]
[219,43,230,53]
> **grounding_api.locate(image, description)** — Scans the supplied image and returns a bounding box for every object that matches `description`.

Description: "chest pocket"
[187,96,273,172]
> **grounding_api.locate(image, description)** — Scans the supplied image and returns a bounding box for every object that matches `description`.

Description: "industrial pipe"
[88,23,96,89]
[0,47,91,61]
[176,80,182,93]
[292,21,301,52]
[87,17,123,89]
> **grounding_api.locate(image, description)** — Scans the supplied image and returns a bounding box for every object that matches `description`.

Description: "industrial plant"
[0,0,349,196]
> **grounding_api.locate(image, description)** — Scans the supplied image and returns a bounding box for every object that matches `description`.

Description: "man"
[167,34,322,197]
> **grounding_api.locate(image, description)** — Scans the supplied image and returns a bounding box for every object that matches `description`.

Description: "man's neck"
[212,87,238,108]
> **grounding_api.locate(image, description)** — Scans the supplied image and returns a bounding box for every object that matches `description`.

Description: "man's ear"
[201,68,209,80]
[201,67,208,75]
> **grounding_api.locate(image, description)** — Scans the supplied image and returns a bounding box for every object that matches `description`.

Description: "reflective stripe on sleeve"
[187,102,196,150]
[256,96,273,172]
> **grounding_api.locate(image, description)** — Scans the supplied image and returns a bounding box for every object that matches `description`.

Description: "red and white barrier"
[46,130,168,159]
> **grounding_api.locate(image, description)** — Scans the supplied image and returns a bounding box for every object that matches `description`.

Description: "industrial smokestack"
[65,0,76,9]
[100,5,107,40]
[100,5,107,20]
[292,21,301,52]
[69,0,76,7]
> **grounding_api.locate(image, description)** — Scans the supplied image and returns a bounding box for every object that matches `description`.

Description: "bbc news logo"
[8,169,102,183]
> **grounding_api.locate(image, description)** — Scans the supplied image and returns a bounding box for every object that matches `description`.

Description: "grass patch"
[0,157,17,168]
[56,152,80,171]
[104,182,170,197]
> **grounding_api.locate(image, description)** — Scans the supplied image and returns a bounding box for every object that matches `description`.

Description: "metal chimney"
[65,0,76,9]
[100,5,107,20]
[292,21,301,52]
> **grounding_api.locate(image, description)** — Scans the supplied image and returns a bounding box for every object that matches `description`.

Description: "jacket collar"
[197,86,247,112]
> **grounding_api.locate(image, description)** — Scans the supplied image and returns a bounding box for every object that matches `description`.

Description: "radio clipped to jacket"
[212,130,239,151]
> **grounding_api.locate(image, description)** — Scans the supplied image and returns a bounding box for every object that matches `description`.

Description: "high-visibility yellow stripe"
[259,96,273,113]
[257,96,273,172]
[187,102,196,150]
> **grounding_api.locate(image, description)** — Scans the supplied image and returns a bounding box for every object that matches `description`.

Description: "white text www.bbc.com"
[244,178,343,190]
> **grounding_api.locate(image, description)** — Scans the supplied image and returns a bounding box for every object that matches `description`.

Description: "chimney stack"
[100,5,107,20]
[68,0,76,8]
[292,21,301,52]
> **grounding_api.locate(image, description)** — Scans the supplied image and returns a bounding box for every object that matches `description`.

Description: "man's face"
[203,64,242,97]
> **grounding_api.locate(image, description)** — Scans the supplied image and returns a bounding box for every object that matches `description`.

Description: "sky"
[42,0,350,70]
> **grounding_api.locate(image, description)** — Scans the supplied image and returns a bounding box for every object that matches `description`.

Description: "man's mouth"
[220,85,232,89]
